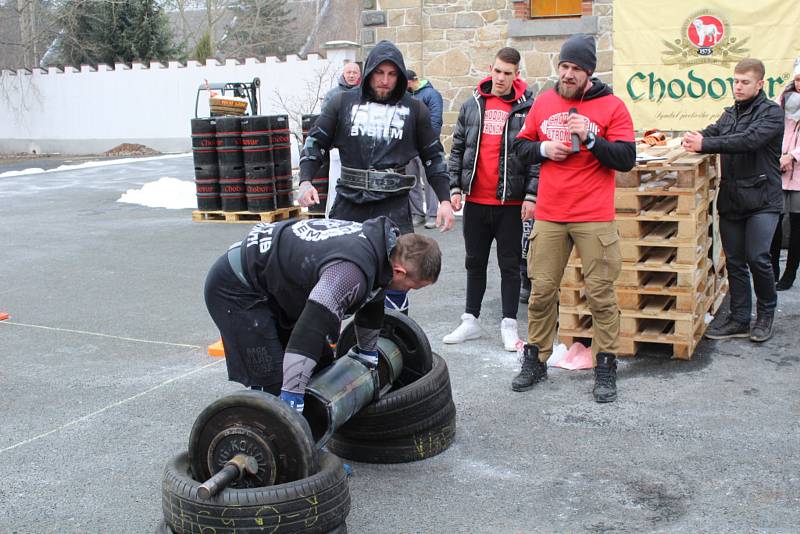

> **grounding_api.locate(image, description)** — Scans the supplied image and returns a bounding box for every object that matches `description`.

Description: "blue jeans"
[719,212,780,323]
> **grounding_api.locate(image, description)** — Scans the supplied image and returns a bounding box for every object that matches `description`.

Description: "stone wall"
[359,0,613,147]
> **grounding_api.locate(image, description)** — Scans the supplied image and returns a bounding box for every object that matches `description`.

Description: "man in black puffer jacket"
[684,58,784,343]
[444,47,539,352]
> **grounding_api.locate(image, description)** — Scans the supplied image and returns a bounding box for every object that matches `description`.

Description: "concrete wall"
[0,53,353,156]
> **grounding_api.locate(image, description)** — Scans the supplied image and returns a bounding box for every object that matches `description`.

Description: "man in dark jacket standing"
[444,47,538,352]
[684,58,784,342]
[298,40,455,313]
[406,69,444,229]
[322,62,361,107]
[513,34,635,403]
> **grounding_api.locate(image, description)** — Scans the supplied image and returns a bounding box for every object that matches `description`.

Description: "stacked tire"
[160,450,349,533]
[329,311,456,464]
[328,353,456,463]
[160,392,350,533]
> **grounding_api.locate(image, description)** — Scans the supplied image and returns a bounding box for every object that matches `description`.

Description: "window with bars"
[530,0,582,18]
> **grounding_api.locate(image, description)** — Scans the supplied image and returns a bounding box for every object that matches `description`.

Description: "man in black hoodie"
[204,217,441,412]
[298,40,455,313]
[684,58,784,343]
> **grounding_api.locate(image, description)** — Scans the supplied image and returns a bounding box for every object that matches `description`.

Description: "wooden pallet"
[615,178,714,215]
[192,206,301,223]
[616,153,717,189]
[299,211,326,220]
[618,220,710,265]
[562,260,708,290]
[559,279,717,359]
[616,204,709,240]
[559,322,706,359]
[561,266,715,314]
[566,244,710,287]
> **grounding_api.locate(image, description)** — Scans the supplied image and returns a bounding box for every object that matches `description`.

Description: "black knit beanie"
[559,34,596,74]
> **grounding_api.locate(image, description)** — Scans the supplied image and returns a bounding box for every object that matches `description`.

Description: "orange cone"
[207,338,225,357]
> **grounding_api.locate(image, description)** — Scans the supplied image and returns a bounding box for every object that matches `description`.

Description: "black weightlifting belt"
[338,166,417,193]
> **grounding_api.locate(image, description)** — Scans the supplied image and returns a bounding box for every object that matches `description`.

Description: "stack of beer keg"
[190,114,295,213]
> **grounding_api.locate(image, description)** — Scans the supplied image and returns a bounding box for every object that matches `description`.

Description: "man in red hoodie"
[512,34,636,403]
[445,47,539,352]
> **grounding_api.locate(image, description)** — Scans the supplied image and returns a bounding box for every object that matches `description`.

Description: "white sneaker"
[443,313,481,344]
[500,318,520,352]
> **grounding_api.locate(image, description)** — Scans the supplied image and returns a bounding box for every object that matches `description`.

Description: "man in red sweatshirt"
[512,34,636,403]
[445,47,539,352]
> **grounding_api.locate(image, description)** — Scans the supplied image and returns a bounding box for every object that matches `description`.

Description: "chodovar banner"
[613,0,800,131]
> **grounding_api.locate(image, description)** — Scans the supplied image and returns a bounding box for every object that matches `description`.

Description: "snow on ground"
[117,177,197,209]
[0,153,190,178]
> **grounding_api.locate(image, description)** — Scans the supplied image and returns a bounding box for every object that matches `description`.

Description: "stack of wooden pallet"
[557,143,728,359]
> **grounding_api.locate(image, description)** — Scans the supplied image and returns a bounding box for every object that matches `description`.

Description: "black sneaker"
[511,344,547,391]
[704,317,750,340]
[749,313,775,343]
[776,276,794,291]
[593,352,617,403]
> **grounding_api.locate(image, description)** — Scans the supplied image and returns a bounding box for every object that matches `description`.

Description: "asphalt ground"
[0,154,798,533]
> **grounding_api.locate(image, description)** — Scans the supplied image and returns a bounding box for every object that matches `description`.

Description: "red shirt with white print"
[468,77,526,206]
[517,86,634,222]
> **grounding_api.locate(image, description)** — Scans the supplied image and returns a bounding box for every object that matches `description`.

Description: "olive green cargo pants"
[526,220,622,364]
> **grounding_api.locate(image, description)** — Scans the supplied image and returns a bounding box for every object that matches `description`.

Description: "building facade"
[358,0,612,145]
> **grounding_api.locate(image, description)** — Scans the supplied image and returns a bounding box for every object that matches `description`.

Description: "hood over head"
[361,40,408,104]
[337,74,354,89]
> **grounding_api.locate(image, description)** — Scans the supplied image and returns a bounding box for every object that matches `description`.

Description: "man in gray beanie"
[512,33,636,403]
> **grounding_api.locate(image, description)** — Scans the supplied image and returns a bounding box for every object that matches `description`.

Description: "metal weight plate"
[188,391,318,488]
[336,309,433,387]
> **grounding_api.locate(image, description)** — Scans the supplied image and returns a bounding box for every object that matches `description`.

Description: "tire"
[188,391,318,489]
[334,353,452,441]
[336,310,432,387]
[327,409,456,464]
[162,450,350,534]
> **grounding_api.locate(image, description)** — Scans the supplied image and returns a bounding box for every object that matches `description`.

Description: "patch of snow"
[117,177,197,209]
[0,153,190,178]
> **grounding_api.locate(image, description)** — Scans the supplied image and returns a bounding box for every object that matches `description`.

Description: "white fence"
[0,53,347,158]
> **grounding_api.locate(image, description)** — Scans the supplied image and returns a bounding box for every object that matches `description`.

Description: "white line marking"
[0,359,225,454]
[0,321,202,349]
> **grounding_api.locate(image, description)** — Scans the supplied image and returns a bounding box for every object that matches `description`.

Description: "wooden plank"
[192,207,301,224]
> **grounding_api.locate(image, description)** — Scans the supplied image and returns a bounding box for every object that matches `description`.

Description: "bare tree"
[161,0,232,60]
[0,0,58,70]
[223,0,301,59]
[270,61,336,147]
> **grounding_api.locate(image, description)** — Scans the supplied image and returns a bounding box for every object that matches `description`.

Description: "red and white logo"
[687,15,724,49]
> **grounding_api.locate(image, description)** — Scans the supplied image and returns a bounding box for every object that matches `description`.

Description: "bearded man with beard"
[511,34,636,403]
[298,40,454,315]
